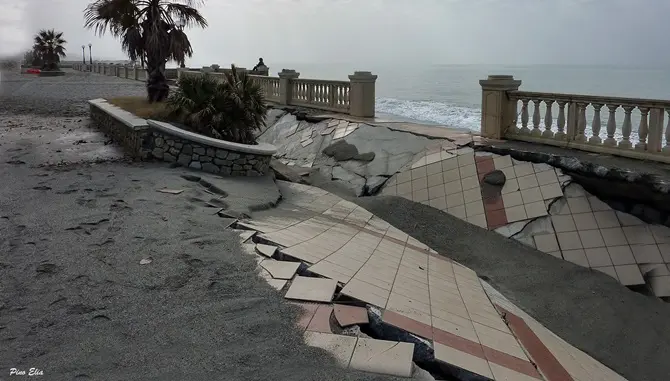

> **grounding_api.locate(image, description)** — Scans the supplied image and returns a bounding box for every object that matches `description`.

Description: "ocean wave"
[375,97,481,131]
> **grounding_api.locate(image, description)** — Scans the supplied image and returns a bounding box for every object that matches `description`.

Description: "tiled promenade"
[234,180,629,380]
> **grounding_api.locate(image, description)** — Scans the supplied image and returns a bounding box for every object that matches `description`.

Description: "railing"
[76,64,377,117]
[249,75,280,102]
[291,79,350,112]
[480,75,670,163]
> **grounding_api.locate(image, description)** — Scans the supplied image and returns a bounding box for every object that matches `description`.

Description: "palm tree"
[33,29,67,70]
[84,0,207,102]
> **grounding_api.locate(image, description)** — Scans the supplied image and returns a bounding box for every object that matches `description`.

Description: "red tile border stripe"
[475,156,509,230]
[497,305,575,381]
[382,309,542,378]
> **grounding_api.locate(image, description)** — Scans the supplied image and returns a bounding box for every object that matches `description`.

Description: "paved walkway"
[236,180,630,380]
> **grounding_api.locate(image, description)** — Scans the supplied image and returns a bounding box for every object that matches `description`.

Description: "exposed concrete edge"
[88,98,148,130]
[477,143,670,194]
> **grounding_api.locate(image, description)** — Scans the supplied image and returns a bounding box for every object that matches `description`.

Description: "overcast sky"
[1,0,669,68]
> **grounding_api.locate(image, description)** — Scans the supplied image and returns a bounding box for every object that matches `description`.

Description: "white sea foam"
[375,97,481,131]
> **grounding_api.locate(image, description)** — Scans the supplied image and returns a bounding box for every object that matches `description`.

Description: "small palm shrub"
[168,65,268,145]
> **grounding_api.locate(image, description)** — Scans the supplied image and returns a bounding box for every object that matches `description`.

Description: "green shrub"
[168,65,268,145]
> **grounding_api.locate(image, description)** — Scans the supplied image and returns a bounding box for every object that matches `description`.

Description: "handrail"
[511,90,670,108]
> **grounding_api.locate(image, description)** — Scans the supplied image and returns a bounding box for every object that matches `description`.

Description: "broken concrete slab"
[322,139,375,162]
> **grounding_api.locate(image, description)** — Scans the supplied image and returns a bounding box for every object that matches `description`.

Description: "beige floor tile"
[463,189,483,203]
[432,315,480,342]
[411,166,428,180]
[444,179,464,195]
[411,188,429,202]
[563,249,589,267]
[600,227,629,246]
[513,163,535,177]
[304,332,357,367]
[427,172,444,188]
[551,214,577,233]
[461,175,480,191]
[587,195,611,211]
[493,155,513,169]
[285,276,338,302]
[631,244,664,264]
[468,214,488,228]
[567,196,592,213]
[349,338,414,377]
[434,342,493,378]
[517,174,539,190]
[432,302,470,321]
[585,247,612,267]
[649,275,670,297]
[446,192,465,208]
[535,169,559,185]
[428,184,446,200]
[520,187,543,203]
[533,233,560,253]
[459,164,477,178]
[578,229,605,249]
[572,212,598,230]
[593,210,620,229]
[465,201,485,218]
[397,181,413,196]
[501,177,519,194]
[489,362,541,381]
[448,205,467,219]
[412,177,428,193]
[428,196,448,210]
[473,322,528,360]
[469,310,509,333]
[607,245,636,265]
[593,266,619,280]
[650,225,670,244]
[426,152,442,165]
[615,264,645,286]
[342,278,389,307]
[502,191,523,208]
[623,226,656,245]
[505,205,527,223]
[426,161,443,176]
[442,168,461,183]
[441,157,459,171]
[540,182,563,200]
[260,259,301,280]
[525,201,548,218]
[458,153,476,165]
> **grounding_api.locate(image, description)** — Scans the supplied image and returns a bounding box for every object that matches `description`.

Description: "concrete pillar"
[648,108,666,153]
[479,75,522,139]
[278,69,300,105]
[348,71,378,118]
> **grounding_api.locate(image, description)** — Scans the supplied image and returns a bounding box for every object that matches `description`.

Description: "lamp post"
[176,18,186,68]
[81,45,86,64]
[88,43,93,65]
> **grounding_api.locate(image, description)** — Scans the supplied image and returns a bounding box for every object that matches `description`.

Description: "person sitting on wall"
[252,58,268,71]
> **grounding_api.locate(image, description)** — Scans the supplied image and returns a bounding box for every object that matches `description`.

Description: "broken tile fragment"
[301,138,314,147]
[284,276,337,302]
[321,126,335,135]
[307,304,334,333]
[293,302,319,331]
[259,259,300,280]
[304,332,357,367]
[349,338,414,377]
[333,304,369,327]
[255,243,277,258]
[157,188,184,194]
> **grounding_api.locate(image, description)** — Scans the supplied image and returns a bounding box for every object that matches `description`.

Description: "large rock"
[482,170,506,186]
[322,140,375,162]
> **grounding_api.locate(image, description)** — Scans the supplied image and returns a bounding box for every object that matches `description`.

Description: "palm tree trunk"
[146,55,169,103]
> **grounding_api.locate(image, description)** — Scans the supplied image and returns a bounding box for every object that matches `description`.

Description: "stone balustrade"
[480,75,670,163]
[179,68,377,117]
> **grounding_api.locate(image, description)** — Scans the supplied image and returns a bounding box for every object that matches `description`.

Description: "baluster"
[542,100,554,138]
[664,109,670,153]
[589,103,603,144]
[635,107,650,150]
[531,100,542,136]
[574,103,588,142]
[604,104,619,146]
[618,105,635,149]
[519,99,530,134]
[555,101,566,140]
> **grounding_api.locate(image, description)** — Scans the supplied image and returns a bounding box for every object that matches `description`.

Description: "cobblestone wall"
[90,104,272,176]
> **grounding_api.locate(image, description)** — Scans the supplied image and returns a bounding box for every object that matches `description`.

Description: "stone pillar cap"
[278,69,300,78]
[479,74,521,89]
[349,71,378,81]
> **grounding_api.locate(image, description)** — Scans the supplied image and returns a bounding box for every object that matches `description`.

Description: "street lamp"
[88,43,93,65]
[81,45,86,64]
[176,18,186,68]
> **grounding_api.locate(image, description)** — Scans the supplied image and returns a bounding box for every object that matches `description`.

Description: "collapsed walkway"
[232,180,629,380]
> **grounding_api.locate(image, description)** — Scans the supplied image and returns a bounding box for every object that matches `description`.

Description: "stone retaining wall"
[88,99,275,176]
[149,132,271,176]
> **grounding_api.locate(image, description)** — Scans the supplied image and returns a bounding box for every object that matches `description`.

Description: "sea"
[262,63,670,137]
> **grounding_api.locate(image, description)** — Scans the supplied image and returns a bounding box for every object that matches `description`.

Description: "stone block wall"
[89,101,272,176]
[89,104,151,160]
[149,133,270,176]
